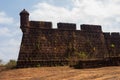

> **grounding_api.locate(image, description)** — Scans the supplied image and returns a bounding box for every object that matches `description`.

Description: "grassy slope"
[0,66,120,80]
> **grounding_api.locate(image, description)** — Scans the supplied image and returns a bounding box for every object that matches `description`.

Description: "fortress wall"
[17,22,109,67]
[17,9,120,68]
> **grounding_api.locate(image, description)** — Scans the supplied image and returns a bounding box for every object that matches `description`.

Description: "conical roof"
[20,9,29,15]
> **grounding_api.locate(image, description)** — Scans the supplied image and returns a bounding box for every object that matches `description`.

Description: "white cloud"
[0,27,11,36]
[73,0,120,17]
[31,3,70,21]
[30,0,120,32]
[0,11,14,24]
[0,26,21,38]
[0,38,21,62]
[0,11,21,62]
[0,25,21,62]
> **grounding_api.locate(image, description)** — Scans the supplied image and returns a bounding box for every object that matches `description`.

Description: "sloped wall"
[17,22,110,68]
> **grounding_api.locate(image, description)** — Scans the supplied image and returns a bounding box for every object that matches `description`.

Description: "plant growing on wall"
[84,39,97,59]
[75,51,88,59]
[33,40,41,50]
[109,43,115,57]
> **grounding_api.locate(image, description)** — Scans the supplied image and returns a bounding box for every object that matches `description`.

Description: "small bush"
[36,64,40,67]
[0,59,2,66]
[5,60,16,69]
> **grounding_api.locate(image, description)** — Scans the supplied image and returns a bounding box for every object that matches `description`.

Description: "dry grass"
[0,66,120,80]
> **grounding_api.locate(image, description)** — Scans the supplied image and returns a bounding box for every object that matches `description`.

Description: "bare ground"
[0,66,120,80]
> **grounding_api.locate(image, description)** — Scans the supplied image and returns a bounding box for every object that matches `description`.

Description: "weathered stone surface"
[17,9,120,68]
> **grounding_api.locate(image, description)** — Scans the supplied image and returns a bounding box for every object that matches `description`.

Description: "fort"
[17,9,120,68]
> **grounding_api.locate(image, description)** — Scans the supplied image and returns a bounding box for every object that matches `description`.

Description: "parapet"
[30,21,52,29]
[111,32,120,38]
[103,32,120,39]
[57,23,76,30]
[103,33,111,39]
[81,24,102,32]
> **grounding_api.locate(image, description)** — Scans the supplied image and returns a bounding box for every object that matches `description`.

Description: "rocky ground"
[0,66,120,80]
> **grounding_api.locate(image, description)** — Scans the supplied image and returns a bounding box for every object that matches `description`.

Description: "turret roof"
[20,9,29,15]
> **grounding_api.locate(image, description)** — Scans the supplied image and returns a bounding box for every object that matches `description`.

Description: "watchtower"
[20,9,29,32]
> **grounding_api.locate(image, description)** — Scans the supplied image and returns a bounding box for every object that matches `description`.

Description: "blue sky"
[0,0,120,63]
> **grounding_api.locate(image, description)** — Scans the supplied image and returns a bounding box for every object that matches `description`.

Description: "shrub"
[36,64,40,67]
[0,59,2,65]
[5,60,17,69]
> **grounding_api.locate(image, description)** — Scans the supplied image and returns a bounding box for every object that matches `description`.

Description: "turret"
[20,9,29,32]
